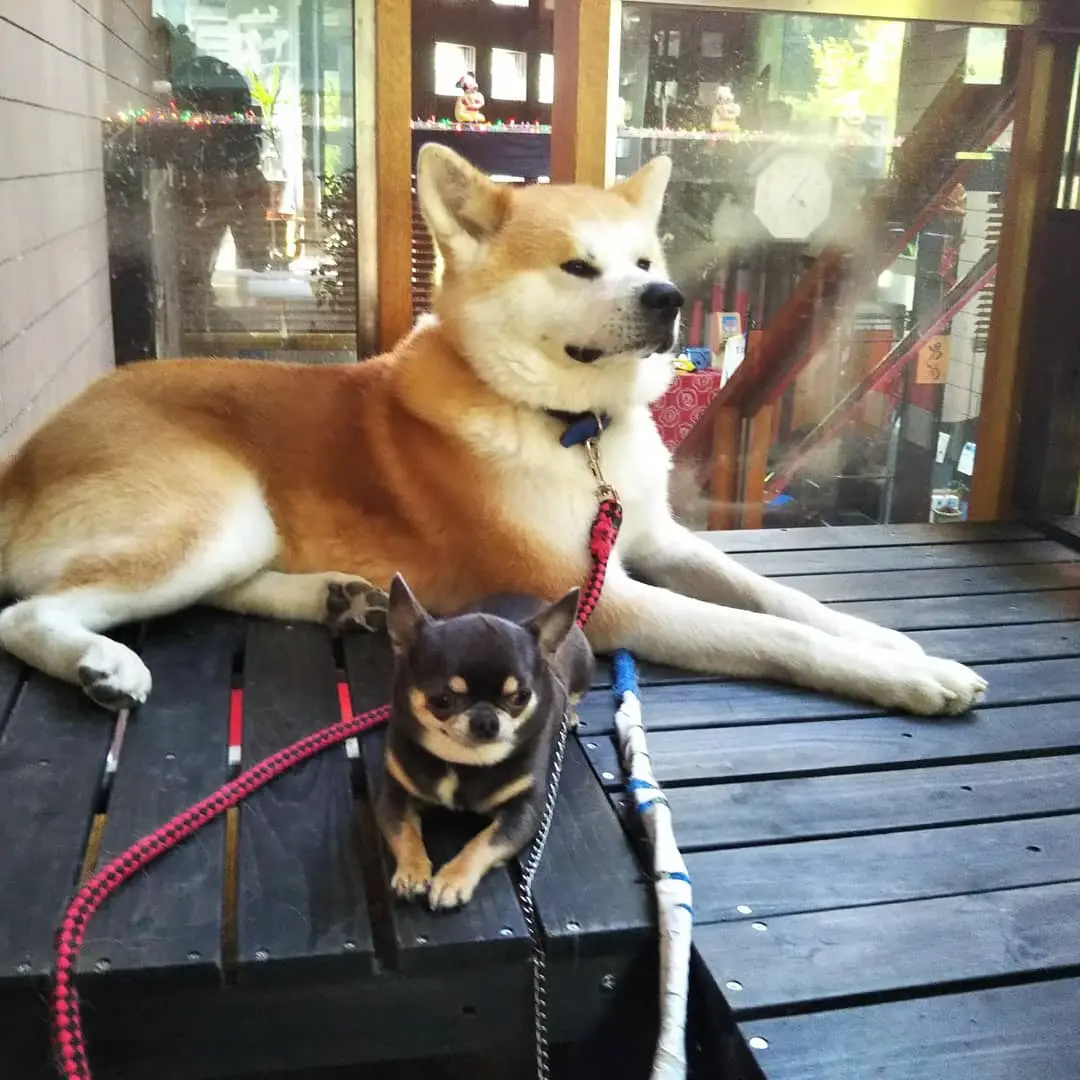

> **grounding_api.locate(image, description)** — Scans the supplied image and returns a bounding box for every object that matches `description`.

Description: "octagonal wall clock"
[753,151,834,242]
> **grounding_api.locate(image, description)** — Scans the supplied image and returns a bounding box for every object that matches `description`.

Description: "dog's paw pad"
[324,579,389,633]
[77,641,152,712]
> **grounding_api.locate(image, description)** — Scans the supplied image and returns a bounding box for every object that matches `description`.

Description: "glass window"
[491,48,528,102]
[614,5,1021,529]
[539,53,554,105]
[105,2,362,363]
[435,42,478,96]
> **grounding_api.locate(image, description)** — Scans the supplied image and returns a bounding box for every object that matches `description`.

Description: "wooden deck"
[4,520,1080,1077]
[0,613,651,1079]
[581,520,1080,1080]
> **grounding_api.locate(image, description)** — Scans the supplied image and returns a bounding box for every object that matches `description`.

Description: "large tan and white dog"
[0,145,986,716]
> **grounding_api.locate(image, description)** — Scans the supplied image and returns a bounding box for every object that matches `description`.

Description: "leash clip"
[584,436,618,502]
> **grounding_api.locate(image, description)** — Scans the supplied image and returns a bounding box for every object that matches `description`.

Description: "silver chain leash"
[517,712,574,1080]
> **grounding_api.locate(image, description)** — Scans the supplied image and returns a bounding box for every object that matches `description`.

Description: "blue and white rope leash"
[612,649,693,1080]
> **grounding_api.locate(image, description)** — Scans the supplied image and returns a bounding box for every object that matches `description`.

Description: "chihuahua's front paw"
[325,578,389,633]
[391,854,433,901]
[428,859,481,910]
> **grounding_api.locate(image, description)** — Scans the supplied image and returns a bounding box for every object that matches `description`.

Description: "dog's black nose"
[640,282,684,315]
[469,706,500,741]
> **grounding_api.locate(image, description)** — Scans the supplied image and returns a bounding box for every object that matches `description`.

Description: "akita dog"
[0,145,986,717]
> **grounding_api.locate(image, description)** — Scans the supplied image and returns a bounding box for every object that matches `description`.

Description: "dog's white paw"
[871,655,987,717]
[390,854,433,901]
[77,639,152,711]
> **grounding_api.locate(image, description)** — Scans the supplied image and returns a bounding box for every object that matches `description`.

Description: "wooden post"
[373,0,414,353]
[968,30,1076,519]
[740,406,774,530]
[706,407,741,532]
[551,0,614,186]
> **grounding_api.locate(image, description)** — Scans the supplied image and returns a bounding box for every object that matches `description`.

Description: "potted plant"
[247,65,286,211]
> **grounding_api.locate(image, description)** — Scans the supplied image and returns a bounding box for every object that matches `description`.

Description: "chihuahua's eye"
[637,258,652,271]
[428,693,453,713]
[560,259,601,280]
[511,688,532,710]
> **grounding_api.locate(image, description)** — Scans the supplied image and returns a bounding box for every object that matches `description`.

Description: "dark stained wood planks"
[686,814,1080,924]
[731,538,1079,577]
[708,522,1041,553]
[742,977,1080,1080]
[0,668,114,979]
[700,880,1080,1016]
[236,621,375,979]
[663,755,1080,850]
[80,611,238,982]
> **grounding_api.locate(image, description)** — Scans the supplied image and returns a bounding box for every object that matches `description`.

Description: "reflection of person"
[454,72,486,123]
[157,19,272,314]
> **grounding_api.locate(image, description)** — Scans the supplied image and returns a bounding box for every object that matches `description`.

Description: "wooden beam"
[706,407,740,532]
[551,0,614,186]
[373,0,414,354]
[740,406,774,531]
[969,31,1076,520]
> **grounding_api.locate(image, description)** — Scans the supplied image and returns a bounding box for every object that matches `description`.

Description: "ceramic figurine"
[710,85,741,134]
[454,72,486,124]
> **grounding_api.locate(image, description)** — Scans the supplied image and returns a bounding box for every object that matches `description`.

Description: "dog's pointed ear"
[612,155,672,224]
[416,143,509,269]
[387,573,431,657]
[525,588,580,658]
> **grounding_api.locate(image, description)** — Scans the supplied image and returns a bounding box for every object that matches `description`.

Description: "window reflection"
[616,6,1015,528]
[105,2,358,363]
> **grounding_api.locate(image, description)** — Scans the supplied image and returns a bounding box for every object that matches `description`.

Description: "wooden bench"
[0,614,652,1078]
[582,521,1080,1079]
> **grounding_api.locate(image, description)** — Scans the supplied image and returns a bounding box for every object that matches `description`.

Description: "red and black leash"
[51,496,623,1080]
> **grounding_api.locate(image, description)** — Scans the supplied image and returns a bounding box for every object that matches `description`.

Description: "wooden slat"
[527,739,651,959]
[708,522,1041,554]
[662,754,1080,851]
[79,611,237,981]
[236,622,375,979]
[830,588,1080,629]
[583,657,1080,735]
[593,701,1080,788]
[761,561,1080,603]
[699,880,1080,1016]
[742,978,1080,1080]
[687,814,1080,925]
[731,538,1078,577]
[343,634,529,973]
[0,670,112,978]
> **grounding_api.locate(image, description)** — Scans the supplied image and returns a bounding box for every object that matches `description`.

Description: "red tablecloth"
[650,370,725,449]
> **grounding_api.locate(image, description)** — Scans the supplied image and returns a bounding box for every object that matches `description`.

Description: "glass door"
[612,1,1030,528]
[106,0,365,363]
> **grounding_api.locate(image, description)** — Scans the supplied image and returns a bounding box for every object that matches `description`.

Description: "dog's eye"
[511,688,532,710]
[637,258,652,271]
[428,693,452,713]
[560,259,601,280]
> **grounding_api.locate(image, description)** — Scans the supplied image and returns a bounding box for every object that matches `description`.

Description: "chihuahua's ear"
[387,573,430,657]
[525,588,580,658]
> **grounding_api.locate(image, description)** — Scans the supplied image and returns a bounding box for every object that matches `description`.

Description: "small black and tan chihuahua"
[377,573,595,910]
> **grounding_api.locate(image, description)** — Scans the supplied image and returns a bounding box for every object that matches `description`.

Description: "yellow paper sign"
[916,336,950,385]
